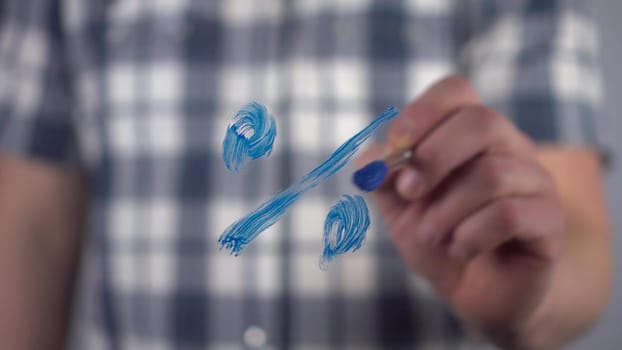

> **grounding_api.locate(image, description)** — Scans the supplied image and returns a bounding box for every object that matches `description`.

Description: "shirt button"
[243,325,267,348]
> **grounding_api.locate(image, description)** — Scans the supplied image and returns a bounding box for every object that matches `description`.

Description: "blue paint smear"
[218,106,400,255]
[320,194,370,270]
[222,101,277,172]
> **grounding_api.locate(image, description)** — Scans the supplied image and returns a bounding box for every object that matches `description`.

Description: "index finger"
[388,75,480,149]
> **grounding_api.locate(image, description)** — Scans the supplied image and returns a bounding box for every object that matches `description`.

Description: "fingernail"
[396,167,420,198]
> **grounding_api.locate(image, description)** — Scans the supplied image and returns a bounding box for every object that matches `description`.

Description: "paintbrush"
[352,148,413,192]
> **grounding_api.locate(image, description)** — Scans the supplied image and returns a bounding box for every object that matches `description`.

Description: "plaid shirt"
[0,0,603,349]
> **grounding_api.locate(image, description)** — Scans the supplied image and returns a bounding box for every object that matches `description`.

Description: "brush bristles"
[352,149,413,192]
[352,160,390,192]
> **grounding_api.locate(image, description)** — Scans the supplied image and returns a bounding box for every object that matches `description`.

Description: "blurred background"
[569,0,622,349]
[0,0,619,348]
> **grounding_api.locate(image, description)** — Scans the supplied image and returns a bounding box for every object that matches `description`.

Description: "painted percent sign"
[220,102,399,269]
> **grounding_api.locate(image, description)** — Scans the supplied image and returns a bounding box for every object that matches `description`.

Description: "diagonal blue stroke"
[320,194,370,270]
[218,106,399,255]
[222,101,277,172]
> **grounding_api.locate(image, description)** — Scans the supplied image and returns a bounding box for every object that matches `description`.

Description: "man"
[0,0,612,349]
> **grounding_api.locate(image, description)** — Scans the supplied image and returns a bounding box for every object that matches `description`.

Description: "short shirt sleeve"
[459,0,606,156]
[0,0,79,164]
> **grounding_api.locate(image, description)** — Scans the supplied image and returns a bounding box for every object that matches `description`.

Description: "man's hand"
[360,75,611,349]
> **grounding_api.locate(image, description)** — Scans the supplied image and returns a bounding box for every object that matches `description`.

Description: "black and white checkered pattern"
[0,0,603,349]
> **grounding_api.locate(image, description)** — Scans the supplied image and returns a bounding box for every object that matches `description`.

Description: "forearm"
[0,155,86,350]
[0,226,78,349]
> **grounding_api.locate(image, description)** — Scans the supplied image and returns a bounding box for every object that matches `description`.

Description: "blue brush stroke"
[218,106,400,255]
[222,101,277,172]
[320,194,370,270]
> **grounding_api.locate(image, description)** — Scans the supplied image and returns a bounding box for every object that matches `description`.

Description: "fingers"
[416,154,555,246]
[387,75,480,149]
[360,75,542,240]
[389,194,565,297]
[361,74,568,306]
[449,196,566,263]
[395,105,535,200]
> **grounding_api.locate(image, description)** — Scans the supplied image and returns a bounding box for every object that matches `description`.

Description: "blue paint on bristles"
[352,161,390,192]
[352,149,413,192]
